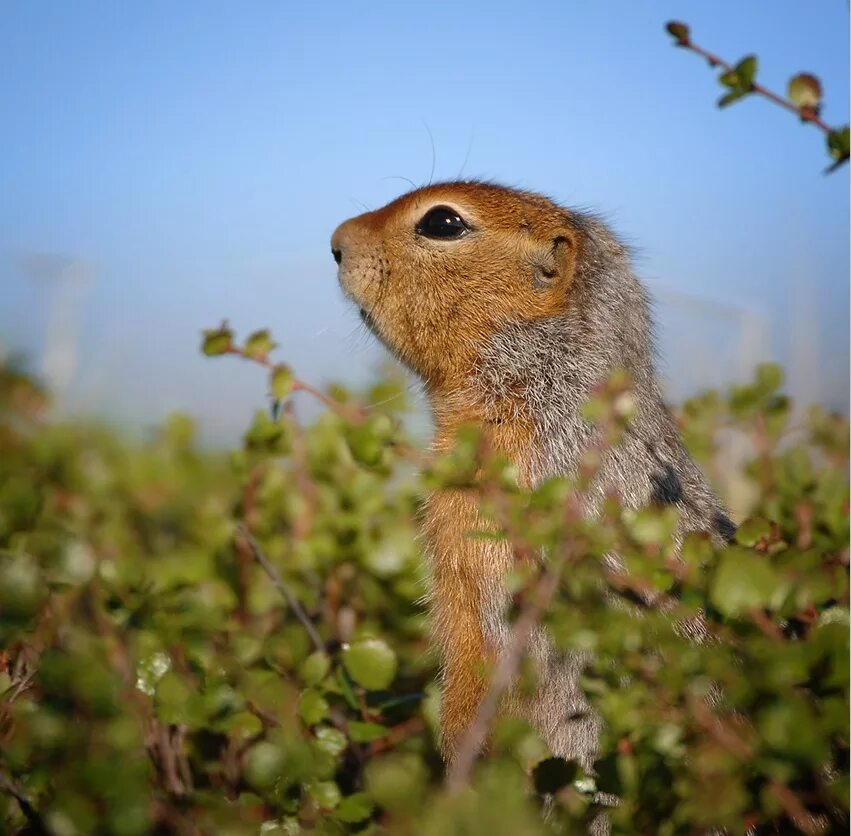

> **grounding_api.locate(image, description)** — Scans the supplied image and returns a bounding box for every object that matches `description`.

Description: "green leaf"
[154,672,196,725]
[734,517,772,548]
[270,365,295,400]
[244,409,290,454]
[346,415,394,468]
[627,507,677,547]
[201,322,233,356]
[718,89,747,108]
[710,547,784,616]
[759,698,827,766]
[335,792,374,823]
[299,651,331,687]
[680,531,714,574]
[244,329,277,359]
[366,412,395,442]
[348,721,388,743]
[314,726,348,757]
[826,126,850,170]
[307,780,341,809]
[243,741,285,791]
[298,689,329,726]
[0,552,45,618]
[719,69,740,89]
[365,754,427,812]
[342,638,397,690]
[734,55,757,87]
[347,429,381,466]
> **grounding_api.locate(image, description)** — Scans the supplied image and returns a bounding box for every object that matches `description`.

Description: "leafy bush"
[0,336,847,835]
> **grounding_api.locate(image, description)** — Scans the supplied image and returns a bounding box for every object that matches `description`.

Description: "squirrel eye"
[415,206,469,240]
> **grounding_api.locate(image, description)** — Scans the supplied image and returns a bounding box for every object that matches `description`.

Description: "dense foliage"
[0,334,848,835]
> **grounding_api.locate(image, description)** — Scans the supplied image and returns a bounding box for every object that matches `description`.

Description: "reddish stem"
[220,342,429,465]
[679,40,833,134]
[223,345,364,423]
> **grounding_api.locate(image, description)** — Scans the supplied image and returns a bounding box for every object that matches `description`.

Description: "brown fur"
[332,183,582,756]
[331,181,730,769]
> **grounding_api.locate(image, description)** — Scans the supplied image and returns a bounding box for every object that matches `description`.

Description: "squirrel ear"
[531,231,578,291]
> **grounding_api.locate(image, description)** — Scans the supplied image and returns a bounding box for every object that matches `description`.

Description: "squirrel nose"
[330,224,346,265]
[331,216,364,266]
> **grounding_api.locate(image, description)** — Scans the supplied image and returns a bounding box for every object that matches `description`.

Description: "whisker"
[381,175,418,191]
[363,389,406,409]
[423,120,437,185]
[349,196,371,212]
[457,127,476,180]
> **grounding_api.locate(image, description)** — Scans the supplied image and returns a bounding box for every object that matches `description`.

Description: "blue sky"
[1,1,848,440]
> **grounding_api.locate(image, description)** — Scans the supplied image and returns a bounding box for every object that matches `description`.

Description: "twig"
[749,607,786,643]
[669,29,832,135]
[283,400,317,541]
[369,716,426,756]
[153,722,190,797]
[247,699,282,728]
[234,466,262,624]
[687,694,753,760]
[6,669,35,703]
[769,780,828,835]
[220,343,429,465]
[174,725,194,795]
[688,694,825,834]
[0,768,48,834]
[223,346,365,425]
[236,524,325,653]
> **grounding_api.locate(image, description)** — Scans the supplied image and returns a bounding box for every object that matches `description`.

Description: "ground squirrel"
[331,181,735,770]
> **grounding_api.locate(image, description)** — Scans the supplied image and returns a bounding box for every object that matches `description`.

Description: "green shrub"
[0,339,847,835]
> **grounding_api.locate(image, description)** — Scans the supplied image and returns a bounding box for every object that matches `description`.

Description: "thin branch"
[769,780,829,836]
[220,342,429,465]
[687,694,753,760]
[283,400,317,541]
[0,768,48,834]
[151,722,190,797]
[687,694,826,834]
[234,466,261,624]
[236,524,325,653]
[368,716,426,756]
[223,346,365,425]
[749,607,786,643]
[671,35,833,135]
[6,669,35,703]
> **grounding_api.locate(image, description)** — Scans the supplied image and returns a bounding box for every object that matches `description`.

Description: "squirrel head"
[331,182,582,396]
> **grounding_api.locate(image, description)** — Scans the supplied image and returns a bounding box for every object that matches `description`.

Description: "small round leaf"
[342,639,397,690]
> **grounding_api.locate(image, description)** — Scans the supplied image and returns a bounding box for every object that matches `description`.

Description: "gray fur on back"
[471,211,732,776]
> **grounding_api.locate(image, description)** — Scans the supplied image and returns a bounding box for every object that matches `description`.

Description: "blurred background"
[1,1,848,443]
